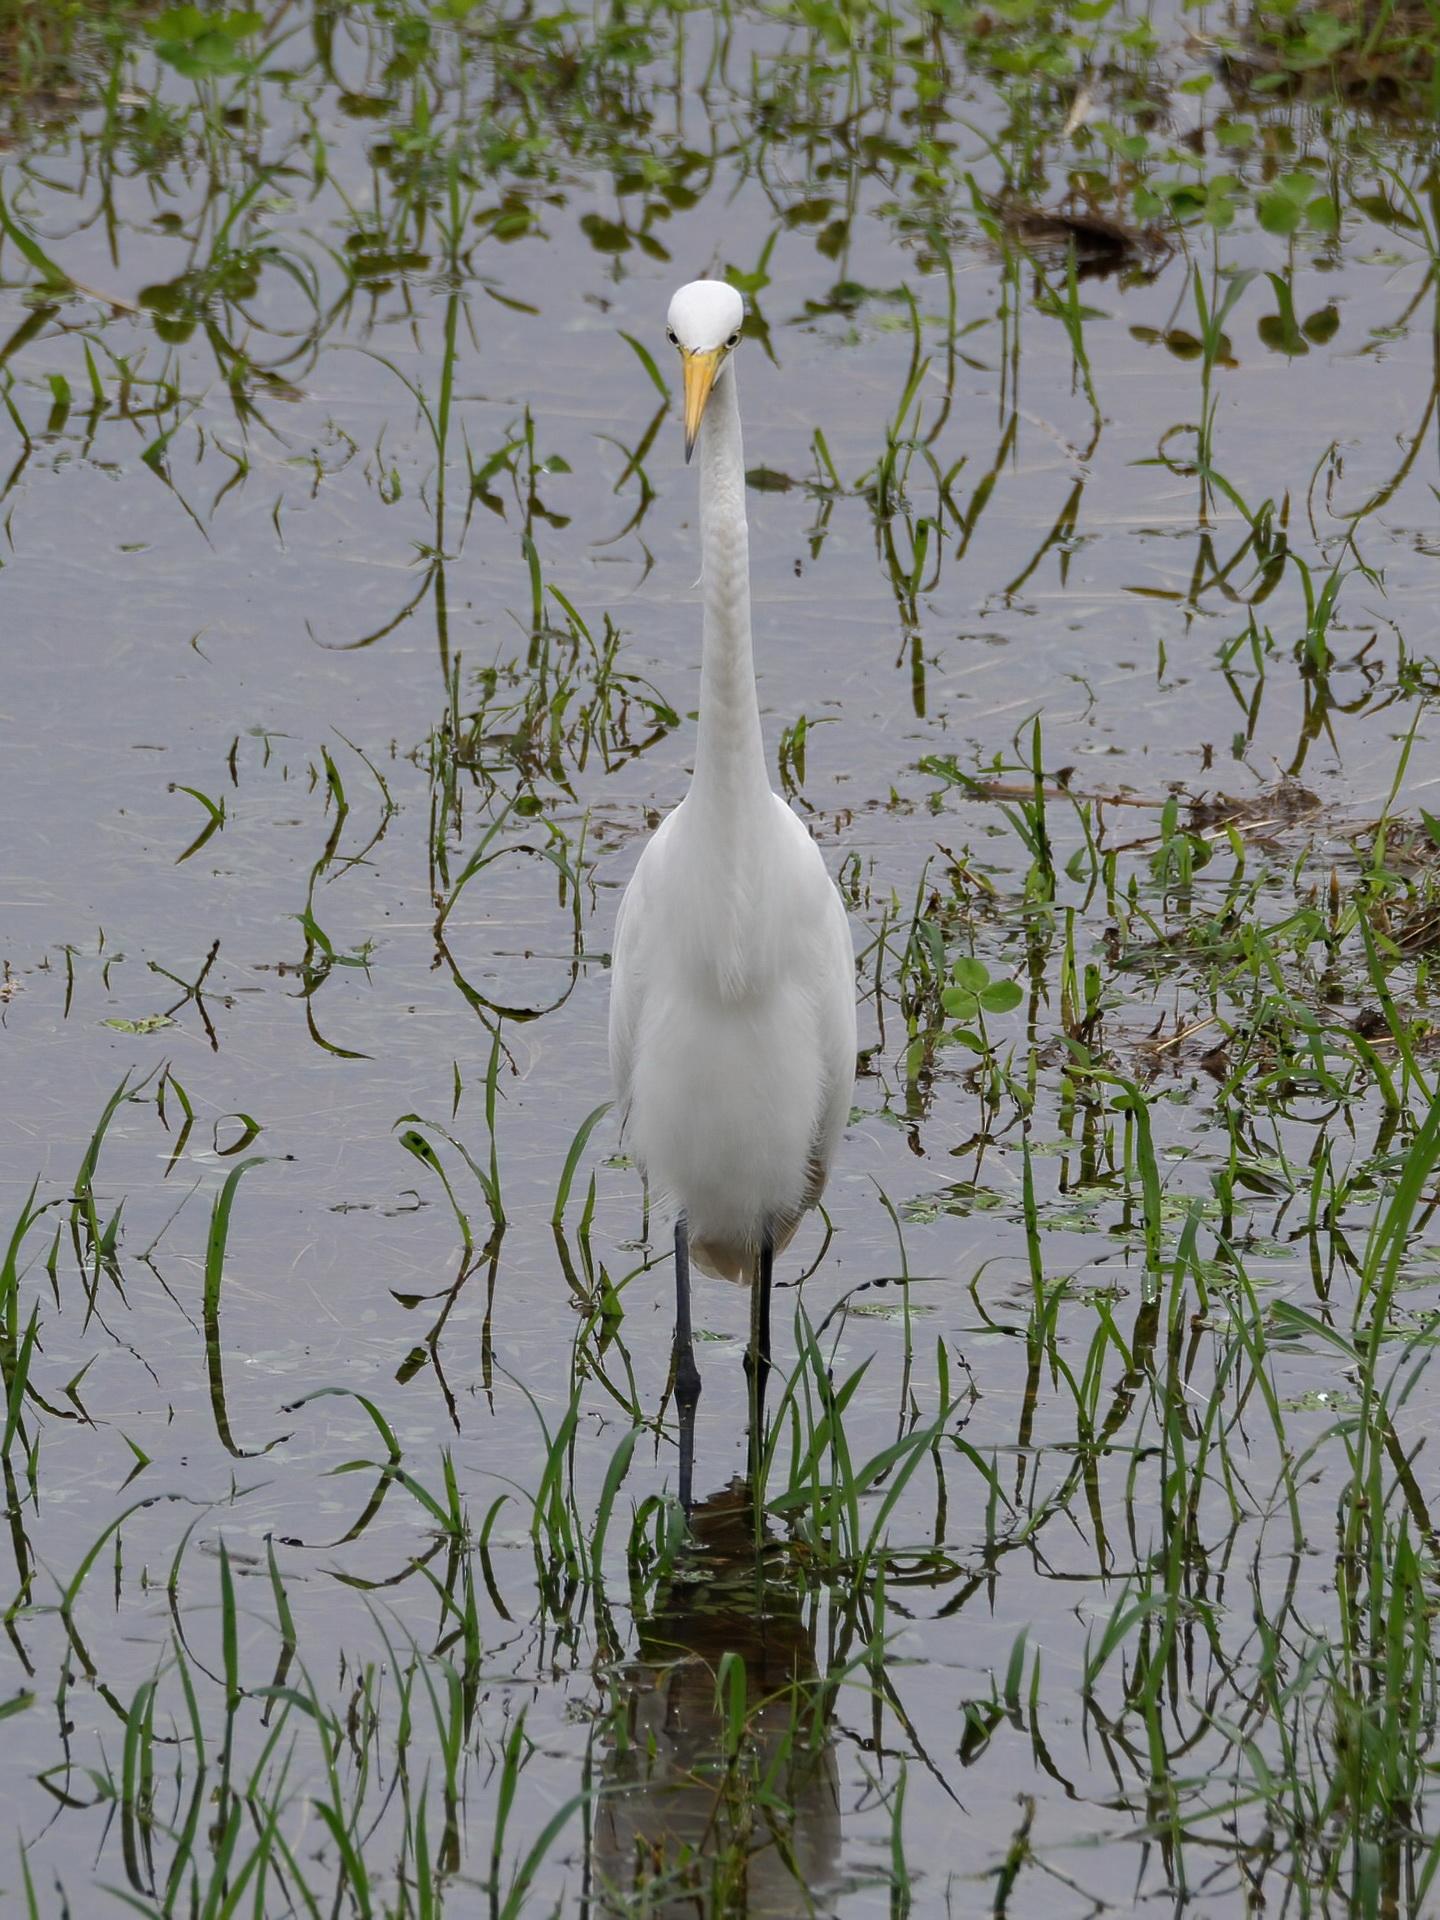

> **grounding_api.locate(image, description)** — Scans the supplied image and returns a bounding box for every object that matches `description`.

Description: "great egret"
[608,278,858,1508]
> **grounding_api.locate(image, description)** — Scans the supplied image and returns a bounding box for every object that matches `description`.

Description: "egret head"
[666,279,745,462]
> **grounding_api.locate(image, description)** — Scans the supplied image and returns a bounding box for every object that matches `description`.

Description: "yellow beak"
[681,348,723,463]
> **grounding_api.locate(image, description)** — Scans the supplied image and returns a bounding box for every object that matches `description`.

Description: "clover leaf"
[942,956,1025,1028]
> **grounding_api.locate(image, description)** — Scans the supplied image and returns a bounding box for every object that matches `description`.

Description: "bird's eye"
[666,327,678,345]
[726,330,742,348]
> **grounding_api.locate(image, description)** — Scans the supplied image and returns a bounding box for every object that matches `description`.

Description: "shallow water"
[2,3,1439,1914]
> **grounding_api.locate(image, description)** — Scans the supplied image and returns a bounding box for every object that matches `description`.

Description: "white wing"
[807,852,859,1197]
[767,796,856,1198]
[607,809,680,1144]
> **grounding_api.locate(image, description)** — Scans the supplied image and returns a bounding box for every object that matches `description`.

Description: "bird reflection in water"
[591,1478,841,1918]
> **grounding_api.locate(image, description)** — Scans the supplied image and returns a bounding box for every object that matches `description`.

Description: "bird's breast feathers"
[629,795,839,1004]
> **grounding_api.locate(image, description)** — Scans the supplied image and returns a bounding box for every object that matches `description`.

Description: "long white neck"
[691,362,770,819]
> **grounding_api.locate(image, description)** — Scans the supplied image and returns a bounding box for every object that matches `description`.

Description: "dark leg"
[673,1213,701,1514]
[758,1228,773,1390]
[744,1228,775,1452]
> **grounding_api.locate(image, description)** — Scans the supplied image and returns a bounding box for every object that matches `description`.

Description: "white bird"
[608,278,857,1506]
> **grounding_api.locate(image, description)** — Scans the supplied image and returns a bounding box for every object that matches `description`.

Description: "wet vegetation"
[1,0,1439,1911]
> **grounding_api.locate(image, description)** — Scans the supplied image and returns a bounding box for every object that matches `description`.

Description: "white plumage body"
[610,787,855,1280]
[608,280,856,1286]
